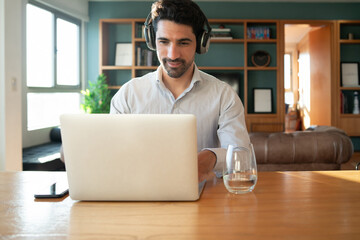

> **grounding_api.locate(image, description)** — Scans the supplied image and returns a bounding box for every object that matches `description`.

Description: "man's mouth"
[164,59,184,68]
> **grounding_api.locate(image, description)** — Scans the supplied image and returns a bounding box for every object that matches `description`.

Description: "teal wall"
[87,1,360,146]
[352,138,360,152]
[87,1,360,83]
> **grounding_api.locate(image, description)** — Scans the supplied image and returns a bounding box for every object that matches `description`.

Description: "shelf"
[134,38,146,42]
[339,39,360,44]
[101,66,132,70]
[198,66,244,71]
[211,39,244,43]
[246,39,277,43]
[336,20,360,136]
[340,86,360,90]
[108,86,121,90]
[247,67,278,71]
[340,114,360,118]
[134,66,158,70]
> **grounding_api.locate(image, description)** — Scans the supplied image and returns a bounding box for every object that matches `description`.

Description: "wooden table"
[1,171,359,239]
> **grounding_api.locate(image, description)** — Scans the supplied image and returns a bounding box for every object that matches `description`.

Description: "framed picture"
[212,73,240,95]
[341,62,359,87]
[254,88,272,113]
[115,43,133,66]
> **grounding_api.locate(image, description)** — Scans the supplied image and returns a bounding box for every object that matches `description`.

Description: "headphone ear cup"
[144,25,156,51]
[197,31,210,54]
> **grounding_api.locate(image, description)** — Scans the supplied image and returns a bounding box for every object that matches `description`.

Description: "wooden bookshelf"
[99,18,282,132]
[336,20,360,136]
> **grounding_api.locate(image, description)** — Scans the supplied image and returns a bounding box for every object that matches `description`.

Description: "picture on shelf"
[341,62,359,87]
[254,88,272,113]
[115,43,133,66]
[211,73,240,95]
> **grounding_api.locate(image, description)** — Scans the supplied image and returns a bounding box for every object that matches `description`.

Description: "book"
[136,47,159,66]
[211,28,231,32]
[210,26,233,39]
[247,27,270,40]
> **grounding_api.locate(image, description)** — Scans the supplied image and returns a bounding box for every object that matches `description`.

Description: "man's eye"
[179,42,190,46]
[159,40,168,45]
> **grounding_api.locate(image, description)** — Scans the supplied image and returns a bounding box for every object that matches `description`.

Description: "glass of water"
[223,144,257,194]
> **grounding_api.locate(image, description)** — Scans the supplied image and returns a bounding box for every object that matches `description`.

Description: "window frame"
[25,1,82,132]
[27,0,81,92]
[284,52,293,92]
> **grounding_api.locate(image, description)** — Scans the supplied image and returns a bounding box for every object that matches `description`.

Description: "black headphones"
[143,13,212,54]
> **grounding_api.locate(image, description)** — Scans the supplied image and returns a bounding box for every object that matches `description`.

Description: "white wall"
[0,0,24,171]
[0,0,5,170]
[35,0,89,21]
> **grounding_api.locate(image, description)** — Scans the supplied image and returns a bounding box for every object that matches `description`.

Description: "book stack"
[136,47,159,66]
[340,91,348,113]
[210,27,233,40]
[136,24,145,38]
[247,27,270,40]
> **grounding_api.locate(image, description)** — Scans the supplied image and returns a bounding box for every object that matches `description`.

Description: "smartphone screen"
[34,182,69,199]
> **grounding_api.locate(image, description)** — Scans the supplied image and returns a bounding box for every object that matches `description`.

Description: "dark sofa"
[250,126,354,171]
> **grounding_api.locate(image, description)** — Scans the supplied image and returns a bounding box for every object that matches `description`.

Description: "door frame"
[279,20,337,130]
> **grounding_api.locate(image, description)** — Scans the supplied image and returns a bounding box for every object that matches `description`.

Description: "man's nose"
[167,43,180,60]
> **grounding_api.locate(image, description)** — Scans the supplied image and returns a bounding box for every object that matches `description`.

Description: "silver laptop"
[60,114,205,201]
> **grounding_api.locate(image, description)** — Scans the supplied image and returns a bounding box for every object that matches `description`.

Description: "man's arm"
[207,84,250,177]
[197,149,216,182]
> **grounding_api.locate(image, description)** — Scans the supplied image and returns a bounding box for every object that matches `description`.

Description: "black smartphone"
[34,182,69,199]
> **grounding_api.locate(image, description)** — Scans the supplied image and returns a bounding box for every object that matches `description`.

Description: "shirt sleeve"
[207,84,250,177]
[110,84,131,114]
[202,147,226,177]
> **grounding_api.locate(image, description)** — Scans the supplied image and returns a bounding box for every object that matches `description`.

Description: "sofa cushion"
[250,126,354,171]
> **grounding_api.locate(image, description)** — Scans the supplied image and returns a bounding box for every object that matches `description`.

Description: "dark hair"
[151,0,207,39]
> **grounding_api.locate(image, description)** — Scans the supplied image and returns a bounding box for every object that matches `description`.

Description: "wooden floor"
[341,152,360,170]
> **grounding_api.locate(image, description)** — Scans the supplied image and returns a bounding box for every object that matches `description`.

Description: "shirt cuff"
[203,148,226,178]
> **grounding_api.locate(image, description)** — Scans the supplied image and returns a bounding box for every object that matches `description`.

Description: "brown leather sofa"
[250,126,354,171]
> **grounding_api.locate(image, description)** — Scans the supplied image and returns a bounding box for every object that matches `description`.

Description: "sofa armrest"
[250,127,354,166]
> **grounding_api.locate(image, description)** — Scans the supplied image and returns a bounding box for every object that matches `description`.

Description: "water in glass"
[223,144,257,194]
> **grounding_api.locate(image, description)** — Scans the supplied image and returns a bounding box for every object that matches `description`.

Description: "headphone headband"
[143,13,211,54]
[144,13,156,51]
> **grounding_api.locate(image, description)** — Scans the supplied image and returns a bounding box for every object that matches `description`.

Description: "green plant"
[81,74,111,113]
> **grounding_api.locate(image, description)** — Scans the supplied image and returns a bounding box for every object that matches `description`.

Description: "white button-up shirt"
[110,65,250,174]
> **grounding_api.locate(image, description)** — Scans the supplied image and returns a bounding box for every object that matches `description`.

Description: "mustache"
[163,58,185,64]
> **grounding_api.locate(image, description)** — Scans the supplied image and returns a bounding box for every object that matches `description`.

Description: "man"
[110,0,250,181]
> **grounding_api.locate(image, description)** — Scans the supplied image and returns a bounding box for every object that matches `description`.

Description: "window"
[284,53,294,106]
[26,3,81,131]
[284,53,292,90]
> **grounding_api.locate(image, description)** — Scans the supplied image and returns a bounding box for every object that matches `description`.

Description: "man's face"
[155,20,197,79]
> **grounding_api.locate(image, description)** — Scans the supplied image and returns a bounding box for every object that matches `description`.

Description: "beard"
[161,58,193,79]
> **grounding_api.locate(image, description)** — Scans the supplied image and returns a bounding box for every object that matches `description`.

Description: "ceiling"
[285,24,327,44]
[285,24,313,44]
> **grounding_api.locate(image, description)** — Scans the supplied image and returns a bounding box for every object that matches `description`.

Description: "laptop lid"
[60,114,201,201]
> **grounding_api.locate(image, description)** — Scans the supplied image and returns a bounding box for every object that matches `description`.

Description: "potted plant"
[81,74,111,113]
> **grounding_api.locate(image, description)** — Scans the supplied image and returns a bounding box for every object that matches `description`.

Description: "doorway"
[282,21,334,131]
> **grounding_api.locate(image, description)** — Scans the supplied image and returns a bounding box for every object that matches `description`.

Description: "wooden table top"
[0,170,359,239]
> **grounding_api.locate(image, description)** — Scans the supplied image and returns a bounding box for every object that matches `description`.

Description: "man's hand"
[198,150,216,182]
